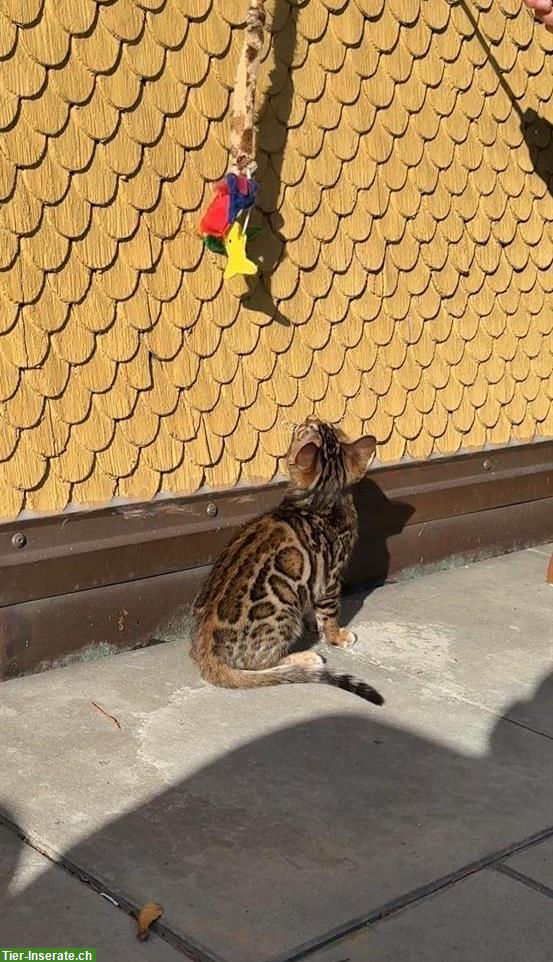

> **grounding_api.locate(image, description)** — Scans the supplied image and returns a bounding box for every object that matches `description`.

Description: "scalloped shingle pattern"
[0,0,553,519]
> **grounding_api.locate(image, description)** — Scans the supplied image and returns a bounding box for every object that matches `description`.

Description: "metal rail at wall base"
[1,440,552,679]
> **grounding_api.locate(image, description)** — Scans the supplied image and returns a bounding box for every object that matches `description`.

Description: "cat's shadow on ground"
[295,480,414,655]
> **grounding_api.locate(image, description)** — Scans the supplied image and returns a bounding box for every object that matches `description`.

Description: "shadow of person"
[2,666,552,962]
[453,0,553,198]
[248,0,553,329]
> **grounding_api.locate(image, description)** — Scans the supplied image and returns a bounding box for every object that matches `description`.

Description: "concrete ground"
[1,544,552,962]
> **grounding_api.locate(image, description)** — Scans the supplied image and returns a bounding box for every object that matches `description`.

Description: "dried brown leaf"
[136,901,164,940]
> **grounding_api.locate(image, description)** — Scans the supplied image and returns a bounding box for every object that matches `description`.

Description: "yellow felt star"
[223,222,258,280]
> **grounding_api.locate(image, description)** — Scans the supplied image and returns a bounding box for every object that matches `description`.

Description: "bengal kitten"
[191,419,384,706]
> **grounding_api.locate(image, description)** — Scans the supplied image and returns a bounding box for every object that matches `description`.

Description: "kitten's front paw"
[331,628,357,649]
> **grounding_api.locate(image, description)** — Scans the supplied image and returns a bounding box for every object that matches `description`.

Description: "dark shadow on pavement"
[2,669,552,962]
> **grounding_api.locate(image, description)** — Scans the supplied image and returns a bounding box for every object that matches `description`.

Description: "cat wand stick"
[199,0,268,280]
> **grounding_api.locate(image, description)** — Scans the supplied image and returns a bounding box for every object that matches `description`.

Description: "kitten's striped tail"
[195,652,384,706]
[308,666,384,705]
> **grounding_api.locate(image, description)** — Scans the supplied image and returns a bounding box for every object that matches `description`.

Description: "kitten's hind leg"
[235,609,304,669]
[279,651,325,669]
[315,594,357,649]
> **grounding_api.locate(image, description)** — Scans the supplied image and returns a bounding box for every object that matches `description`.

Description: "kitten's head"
[287,418,376,498]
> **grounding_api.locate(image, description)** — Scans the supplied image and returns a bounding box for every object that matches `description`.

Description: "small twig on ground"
[89,701,121,729]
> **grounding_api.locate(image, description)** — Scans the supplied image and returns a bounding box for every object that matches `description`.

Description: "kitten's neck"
[282,487,353,515]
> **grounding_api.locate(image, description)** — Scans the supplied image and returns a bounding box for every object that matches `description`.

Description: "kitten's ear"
[287,437,321,488]
[342,435,376,483]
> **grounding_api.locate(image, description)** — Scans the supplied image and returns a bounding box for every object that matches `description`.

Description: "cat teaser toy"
[199,0,267,281]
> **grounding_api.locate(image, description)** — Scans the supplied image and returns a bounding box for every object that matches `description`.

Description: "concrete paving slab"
[339,548,553,735]
[505,836,553,890]
[1,626,552,962]
[528,543,553,558]
[307,869,553,962]
[0,825,183,960]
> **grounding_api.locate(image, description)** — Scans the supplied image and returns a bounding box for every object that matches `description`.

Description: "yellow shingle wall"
[0,0,552,520]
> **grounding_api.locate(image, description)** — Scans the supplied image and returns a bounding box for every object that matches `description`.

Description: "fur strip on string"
[229,0,268,176]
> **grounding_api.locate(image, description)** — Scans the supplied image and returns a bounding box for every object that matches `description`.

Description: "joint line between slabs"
[266,823,553,962]
[0,810,225,962]
[493,862,553,900]
[500,714,553,743]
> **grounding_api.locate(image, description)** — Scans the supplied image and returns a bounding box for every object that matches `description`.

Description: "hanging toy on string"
[200,173,260,279]
[199,0,267,281]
